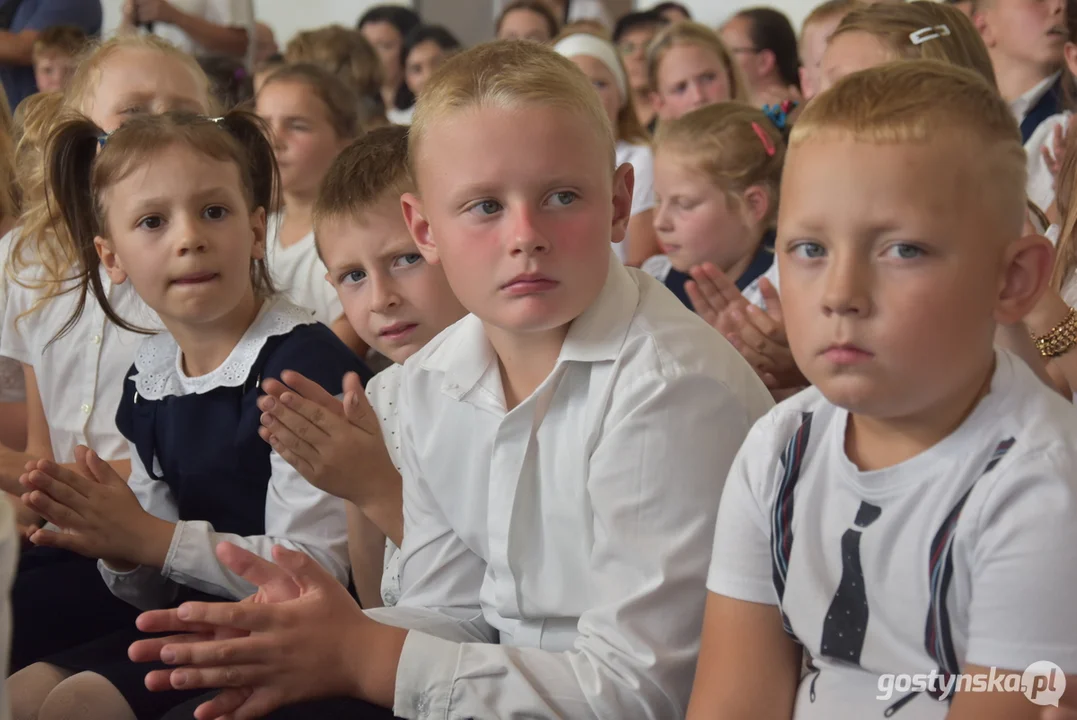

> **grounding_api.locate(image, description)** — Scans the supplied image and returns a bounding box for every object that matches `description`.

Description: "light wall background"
[100,0,820,49]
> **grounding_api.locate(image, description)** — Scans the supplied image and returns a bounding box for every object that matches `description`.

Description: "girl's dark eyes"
[137,216,163,230]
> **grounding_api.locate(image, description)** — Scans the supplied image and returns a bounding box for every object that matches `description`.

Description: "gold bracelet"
[1032,306,1077,358]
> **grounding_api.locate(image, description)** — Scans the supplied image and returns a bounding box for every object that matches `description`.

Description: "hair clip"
[210,116,225,124]
[762,100,797,131]
[751,121,776,157]
[97,134,108,148]
[909,24,951,45]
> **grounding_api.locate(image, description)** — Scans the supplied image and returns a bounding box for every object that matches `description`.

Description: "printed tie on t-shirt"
[819,500,882,666]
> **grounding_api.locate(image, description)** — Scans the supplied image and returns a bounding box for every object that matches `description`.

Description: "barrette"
[910,24,951,45]
[751,121,776,157]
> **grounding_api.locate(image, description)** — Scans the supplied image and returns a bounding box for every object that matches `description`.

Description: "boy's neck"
[487,322,571,411]
[167,289,263,379]
[992,55,1057,104]
[844,354,996,472]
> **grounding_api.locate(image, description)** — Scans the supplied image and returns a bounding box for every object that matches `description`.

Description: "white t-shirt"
[265,214,342,327]
[366,363,405,607]
[149,0,254,58]
[0,267,158,463]
[614,140,656,264]
[707,349,1077,719]
[0,231,25,403]
[1025,110,1070,214]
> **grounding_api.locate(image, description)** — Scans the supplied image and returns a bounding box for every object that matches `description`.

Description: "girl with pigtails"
[8,109,370,720]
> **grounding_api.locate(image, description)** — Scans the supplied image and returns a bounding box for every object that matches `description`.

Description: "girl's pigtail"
[218,109,280,298]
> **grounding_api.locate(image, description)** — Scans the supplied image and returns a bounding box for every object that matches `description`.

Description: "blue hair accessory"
[97,135,108,148]
[762,99,798,131]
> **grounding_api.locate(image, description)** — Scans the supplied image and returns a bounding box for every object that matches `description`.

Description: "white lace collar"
[131,297,316,400]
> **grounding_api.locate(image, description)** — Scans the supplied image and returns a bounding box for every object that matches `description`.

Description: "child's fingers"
[733,311,787,359]
[687,266,730,315]
[725,333,772,372]
[162,635,270,669]
[27,527,85,554]
[758,278,785,322]
[279,370,346,416]
[194,688,253,720]
[22,490,82,528]
[698,262,747,304]
[143,667,180,692]
[258,397,331,444]
[342,390,377,436]
[684,280,719,324]
[135,611,219,636]
[743,304,781,339]
[258,427,319,480]
[23,470,89,509]
[28,462,95,497]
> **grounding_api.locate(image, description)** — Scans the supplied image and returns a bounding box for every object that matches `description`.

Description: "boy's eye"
[790,241,826,259]
[549,191,578,207]
[392,253,423,269]
[203,205,229,221]
[470,199,502,216]
[137,215,164,231]
[885,243,924,260]
[341,269,367,285]
[121,105,145,116]
[592,79,608,91]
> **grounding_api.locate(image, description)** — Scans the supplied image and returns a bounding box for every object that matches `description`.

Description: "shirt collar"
[422,251,640,400]
[1010,72,1061,123]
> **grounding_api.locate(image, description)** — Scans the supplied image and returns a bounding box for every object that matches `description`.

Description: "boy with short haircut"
[798,0,859,100]
[32,25,87,94]
[130,40,775,719]
[973,0,1066,142]
[687,61,1077,720]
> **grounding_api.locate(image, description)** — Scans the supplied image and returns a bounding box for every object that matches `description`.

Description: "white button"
[81,404,91,414]
[91,334,101,345]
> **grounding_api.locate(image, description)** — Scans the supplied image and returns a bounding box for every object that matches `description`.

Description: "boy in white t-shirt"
[687,61,1077,720]
[129,40,774,719]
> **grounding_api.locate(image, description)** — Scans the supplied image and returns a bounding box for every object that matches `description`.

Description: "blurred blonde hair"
[792,60,1025,238]
[656,102,785,227]
[285,25,389,130]
[646,21,747,102]
[409,40,616,181]
[0,83,17,226]
[12,34,212,296]
[802,0,861,36]
[1052,129,1077,292]
[831,1,996,87]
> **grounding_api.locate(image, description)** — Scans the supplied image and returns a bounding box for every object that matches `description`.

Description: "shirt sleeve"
[388,370,755,720]
[963,444,1077,672]
[0,280,35,365]
[705,414,781,605]
[99,445,182,610]
[161,450,350,600]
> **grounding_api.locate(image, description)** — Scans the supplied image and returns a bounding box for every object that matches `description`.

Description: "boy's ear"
[741,185,770,227]
[94,236,128,285]
[401,192,439,264]
[249,206,267,261]
[995,233,1054,325]
[972,7,993,46]
[1065,41,1077,78]
[611,162,635,246]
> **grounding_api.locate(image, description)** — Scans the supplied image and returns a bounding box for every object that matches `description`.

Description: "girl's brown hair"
[284,25,388,130]
[11,35,212,299]
[258,63,361,139]
[1054,130,1077,293]
[646,21,748,103]
[655,102,785,228]
[830,1,996,87]
[44,110,278,343]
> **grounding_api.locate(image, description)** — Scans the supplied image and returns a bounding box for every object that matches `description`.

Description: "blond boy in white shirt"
[130,40,774,720]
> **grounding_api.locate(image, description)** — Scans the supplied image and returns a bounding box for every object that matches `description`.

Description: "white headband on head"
[553,33,628,106]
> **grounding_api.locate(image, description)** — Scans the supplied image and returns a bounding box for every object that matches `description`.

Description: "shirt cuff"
[393,631,461,720]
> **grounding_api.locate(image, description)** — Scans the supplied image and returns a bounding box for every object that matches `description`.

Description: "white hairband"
[909,24,951,45]
[553,33,628,105]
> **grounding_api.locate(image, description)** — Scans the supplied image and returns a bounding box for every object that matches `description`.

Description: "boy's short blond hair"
[831,1,996,87]
[313,125,414,250]
[409,40,615,182]
[792,60,1026,237]
[32,25,88,62]
[645,22,747,102]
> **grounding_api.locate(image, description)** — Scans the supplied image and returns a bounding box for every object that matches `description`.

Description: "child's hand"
[20,446,173,569]
[724,280,807,391]
[685,262,749,335]
[258,370,399,508]
[132,542,405,718]
[1042,115,1077,188]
